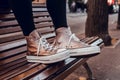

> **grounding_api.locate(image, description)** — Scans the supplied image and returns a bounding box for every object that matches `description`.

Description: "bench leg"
[83,62,96,80]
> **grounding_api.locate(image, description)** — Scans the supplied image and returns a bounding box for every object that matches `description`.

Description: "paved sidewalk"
[65,13,120,80]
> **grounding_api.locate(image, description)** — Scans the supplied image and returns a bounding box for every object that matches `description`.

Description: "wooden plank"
[0,31,24,44]
[77,34,103,46]
[32,3,46,8]
[80,37,95,43]
[86,37,99,44]
[0,12,49,21]
[0,63,41,80]
[0,17,52,27]
[0,57,26,70]
[0,46,26,60]
[90,38,103,46]
[0,52,26,65]
[0,39,26,52]
[0,22,53,35]
[32,8,47,12]
[0,60,28,76]
[0,27,54,43]
[5,64,48,80]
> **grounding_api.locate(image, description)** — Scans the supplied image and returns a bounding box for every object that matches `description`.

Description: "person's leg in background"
[9,0,69,64]
[46,0,100,57]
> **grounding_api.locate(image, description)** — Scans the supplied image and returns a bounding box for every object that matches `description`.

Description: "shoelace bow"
[36,36,54,55]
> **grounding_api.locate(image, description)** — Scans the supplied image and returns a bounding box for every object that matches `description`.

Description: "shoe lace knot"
[37,36,54,55]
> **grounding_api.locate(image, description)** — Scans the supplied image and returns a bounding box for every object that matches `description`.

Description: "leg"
[0,0,11,14]
[9,0,35,36]
[46,0,68,30]
[9,0,69,64]
[46,0,100,57]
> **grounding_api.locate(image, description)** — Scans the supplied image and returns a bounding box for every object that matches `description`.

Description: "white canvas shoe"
[55,27,100,57]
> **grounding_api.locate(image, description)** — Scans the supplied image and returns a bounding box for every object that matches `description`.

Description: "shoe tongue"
[57,32,70,43]
[56,28,71,44]
[30,30,40,40]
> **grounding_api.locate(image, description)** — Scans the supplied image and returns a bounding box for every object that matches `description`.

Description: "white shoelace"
[36,33,79,55]
[36,36,53,56]
[67,34,74,47]
[52,33,80,48]
[67,34,80,47]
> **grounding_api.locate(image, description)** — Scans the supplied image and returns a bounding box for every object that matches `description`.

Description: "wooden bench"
[0,3,104,80]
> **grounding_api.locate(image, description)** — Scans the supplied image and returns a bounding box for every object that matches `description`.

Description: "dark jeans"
[8,0,68,36]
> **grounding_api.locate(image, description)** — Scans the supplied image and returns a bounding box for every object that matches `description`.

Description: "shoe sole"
[69,46,100,57]
[26,50,70,64]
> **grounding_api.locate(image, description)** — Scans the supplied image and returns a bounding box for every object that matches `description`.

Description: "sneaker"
[25,30,70,64]
[55,27,100,57]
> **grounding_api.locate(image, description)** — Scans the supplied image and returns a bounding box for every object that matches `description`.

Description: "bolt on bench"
[0,3,104,80]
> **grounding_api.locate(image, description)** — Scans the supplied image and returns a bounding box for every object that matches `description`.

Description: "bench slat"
[0,52,26,65]
[0,46,26,60]
[0,17,52,27]
[0,57,26,70]
[0,63,41,80]
[0,22,53,35]
[4,63,49,80]
[0,12,49,21]
[0,60,28,76]
[0,27,54,43]
[0,39,26,52]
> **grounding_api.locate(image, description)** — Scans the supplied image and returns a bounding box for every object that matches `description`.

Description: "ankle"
[56,27,71,35]
[25,29,40,42]
[56,27,67,31]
